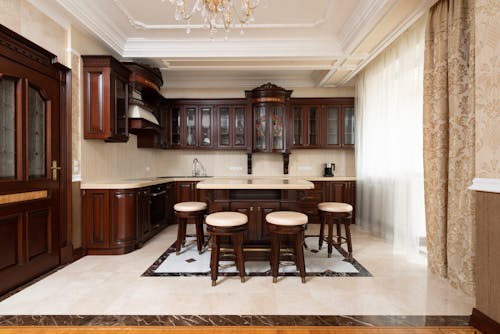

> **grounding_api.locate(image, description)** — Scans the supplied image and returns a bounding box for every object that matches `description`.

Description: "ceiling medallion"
[167,0,260,38]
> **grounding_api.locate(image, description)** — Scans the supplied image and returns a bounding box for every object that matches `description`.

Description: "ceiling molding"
[56,0,127,55]
[114,0,332,31]
[340,0,395,54]
[337,0,433,86]
[122,38,344,58]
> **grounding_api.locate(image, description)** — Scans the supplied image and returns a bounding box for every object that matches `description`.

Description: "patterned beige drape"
[423,0,476,296]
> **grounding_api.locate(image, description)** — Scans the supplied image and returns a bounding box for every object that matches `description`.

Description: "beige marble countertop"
[196,177,314,190]
[80,176,355,190]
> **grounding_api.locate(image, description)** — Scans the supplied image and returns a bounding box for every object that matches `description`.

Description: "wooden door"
[0,51,65,294]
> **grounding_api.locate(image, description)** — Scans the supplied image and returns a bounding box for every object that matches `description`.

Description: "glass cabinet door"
[254,106,267,151]
[114,77,128,139]
[218,107,230,148]
[292,106,302,146]
[234,107,246,148]
[326,106,340,146]
[28,85,47,179]
[344,106,355,146]
[199,106,212,147]
[307,106,319,146]
[271,105,284,151]
[170,106,181,146]
[185,107,197,147]
[0,77,16,179]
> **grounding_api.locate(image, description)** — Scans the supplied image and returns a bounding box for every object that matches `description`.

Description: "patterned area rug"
[143,236,371,277]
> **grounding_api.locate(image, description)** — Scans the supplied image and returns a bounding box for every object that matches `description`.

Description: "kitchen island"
[197,177,315,257]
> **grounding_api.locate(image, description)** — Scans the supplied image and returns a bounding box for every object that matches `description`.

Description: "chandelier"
[169,0,260,36]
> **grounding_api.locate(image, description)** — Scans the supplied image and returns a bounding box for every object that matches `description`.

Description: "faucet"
[192,158,207,177]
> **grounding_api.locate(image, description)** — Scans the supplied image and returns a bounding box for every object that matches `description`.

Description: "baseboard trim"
[470,308,500,334]
[73,247,87,261]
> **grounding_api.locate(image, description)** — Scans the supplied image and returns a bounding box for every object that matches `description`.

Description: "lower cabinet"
[295,180,356,224]
[230,201,280,244]
[82,185,169,255]
[175,181,198,202]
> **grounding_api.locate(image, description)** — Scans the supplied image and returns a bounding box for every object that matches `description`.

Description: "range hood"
[128,103,159,126]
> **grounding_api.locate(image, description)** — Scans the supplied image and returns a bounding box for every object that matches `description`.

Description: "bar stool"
[205,211,248,286]
[317,202,353,258]
[266,211,308,283]
[174,201,207,255]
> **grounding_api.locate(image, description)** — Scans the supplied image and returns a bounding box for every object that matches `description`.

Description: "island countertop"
[196,177,315,190]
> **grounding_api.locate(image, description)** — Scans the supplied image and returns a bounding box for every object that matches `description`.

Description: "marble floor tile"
[0,225,474,316]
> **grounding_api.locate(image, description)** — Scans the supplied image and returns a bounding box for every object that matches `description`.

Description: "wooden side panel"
[82,190,109,249]
[475,191,500,327]
[0,215,21,271]
[110,190,137,249]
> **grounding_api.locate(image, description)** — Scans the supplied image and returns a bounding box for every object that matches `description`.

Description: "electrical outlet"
[228,166,243,171]
[298,166,312,171]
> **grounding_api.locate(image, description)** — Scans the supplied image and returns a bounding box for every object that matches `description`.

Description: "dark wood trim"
[58,65,73,265]
[72,247,87,261]
[470,308,500,334]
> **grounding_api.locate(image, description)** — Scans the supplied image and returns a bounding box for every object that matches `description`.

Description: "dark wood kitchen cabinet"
[292,105,321,148]
[168,104,214,149]
[82,56,131,142]
[230,201,280,245]
[246,83,292,153]
[175,181,198,202]
[216,105,249,149]
[82,189,137,255]
[82,184,170,254]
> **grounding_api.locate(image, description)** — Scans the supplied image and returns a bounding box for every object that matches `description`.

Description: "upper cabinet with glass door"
[246,83,292,153]
[216,105,248,149]
[166,103,214,149]
[292,104,321,148]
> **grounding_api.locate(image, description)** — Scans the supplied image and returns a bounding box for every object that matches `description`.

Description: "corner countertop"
[80,176,355,190]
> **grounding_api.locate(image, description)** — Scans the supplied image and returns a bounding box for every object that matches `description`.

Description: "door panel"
[0,57,62,295]
[0,215,20,271]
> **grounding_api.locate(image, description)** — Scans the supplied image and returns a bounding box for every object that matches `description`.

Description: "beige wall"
[474,0,500,327]
[0,0,68,66]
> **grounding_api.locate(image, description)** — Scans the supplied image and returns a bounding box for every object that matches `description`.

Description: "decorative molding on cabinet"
[469,178,500,194]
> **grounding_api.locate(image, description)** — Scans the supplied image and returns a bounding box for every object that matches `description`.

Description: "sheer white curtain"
[355,17,426,258]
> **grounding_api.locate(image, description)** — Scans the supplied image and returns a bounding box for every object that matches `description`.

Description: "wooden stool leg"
[318,214,326,249]
[176,217,186,255]
[271,233,280,283]
[210,235,220,286]
[345,221,353,258]
[336,221,342,245]
[232,232,246,283]
[195,217,205,255]
[295,229,306,283]
[327,218,334,258]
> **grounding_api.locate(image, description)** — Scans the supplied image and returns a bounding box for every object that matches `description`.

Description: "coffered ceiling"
[29,0,435,89]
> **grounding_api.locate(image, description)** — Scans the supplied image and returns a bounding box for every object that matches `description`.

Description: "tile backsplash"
[82,135,355,181]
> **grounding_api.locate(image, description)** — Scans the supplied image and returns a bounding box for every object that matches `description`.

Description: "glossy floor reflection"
[0,225,474,315]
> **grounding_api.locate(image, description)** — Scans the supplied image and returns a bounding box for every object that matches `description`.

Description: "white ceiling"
[29,0,435,89]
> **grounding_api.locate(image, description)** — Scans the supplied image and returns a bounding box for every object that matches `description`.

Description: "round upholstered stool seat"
[205,212,248,227]
[174,202,208,256]
[317,202,353,213]
[265,211,308,283]
[266,211,308,226]
[174,201,207,212]
[206,211,248,286]
[317,202,353,258]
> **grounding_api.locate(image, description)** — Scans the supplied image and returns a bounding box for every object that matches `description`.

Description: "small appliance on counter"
[323,163,335,177]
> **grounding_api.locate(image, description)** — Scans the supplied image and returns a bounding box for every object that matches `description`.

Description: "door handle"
[50,160,61,181]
